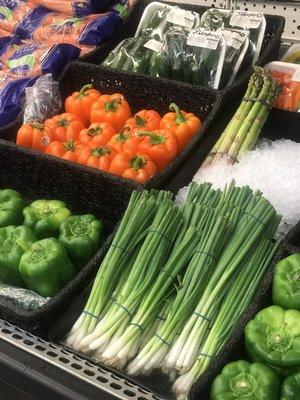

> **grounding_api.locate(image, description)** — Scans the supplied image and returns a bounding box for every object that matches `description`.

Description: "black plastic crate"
[0,61,222,192]
[0,140,135,335]
[49,227,292,400]
[82,0,285,101]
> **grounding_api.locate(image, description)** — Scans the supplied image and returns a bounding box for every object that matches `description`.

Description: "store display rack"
[0,318,163,400]
[0,0,298,399]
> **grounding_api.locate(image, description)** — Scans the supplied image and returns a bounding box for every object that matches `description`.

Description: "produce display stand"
[0,0,299,399]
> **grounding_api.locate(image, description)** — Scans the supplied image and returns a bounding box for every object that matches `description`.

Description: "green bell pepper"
[280,372,300,400]
[245,305,300,368]
[210,360,280,400]
[19,238,76,297]
[246,339,300,378]
[273,253,300,311]
[59,214,103,269]
[23,199,71,239]
[0,225,37,287]
[0,189,25,227]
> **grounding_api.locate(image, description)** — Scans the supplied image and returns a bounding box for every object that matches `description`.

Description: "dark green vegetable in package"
[280,372,300,400]
[210,360,280,400]
[19,238,76,297]
[23,199,71,239]
[245,305,300,368]
[273,253,300,311]
[0,189,25,227]
[59,214,103,270]
[0,225,37,287]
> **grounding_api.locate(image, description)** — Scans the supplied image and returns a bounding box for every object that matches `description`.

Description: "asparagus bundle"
[202,66,281,167]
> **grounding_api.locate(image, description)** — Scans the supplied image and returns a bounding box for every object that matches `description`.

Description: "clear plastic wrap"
[265,61,300,112]
[0,283,50,310]
[281,44,300,65]
[200,8,266,66]
[23,73,62,123]
[0,41,80,78]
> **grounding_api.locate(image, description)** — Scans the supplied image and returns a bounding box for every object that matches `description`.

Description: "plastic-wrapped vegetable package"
[265,61,300,112]
[200,8,266,85]
[32,11,122,47]
[0,0,122,48]
[30,0,117,16]
[0,0,53,37]
[0,71,33,127]
[281,44,300,64]
[0,41,80,78]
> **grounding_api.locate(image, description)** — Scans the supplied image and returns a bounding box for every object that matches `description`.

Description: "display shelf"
[0,319,163,400]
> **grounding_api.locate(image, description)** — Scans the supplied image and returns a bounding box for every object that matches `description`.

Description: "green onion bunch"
[66,181,281,399]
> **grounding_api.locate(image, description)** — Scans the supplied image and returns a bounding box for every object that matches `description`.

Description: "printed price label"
[187,31,221,50]
[144,39,163,53]
[166,8,195,29]
[220,28,248,50]
[230,11,263,29]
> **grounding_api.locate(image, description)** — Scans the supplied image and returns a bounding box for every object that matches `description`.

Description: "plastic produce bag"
[32,11,122,46]
[0,0,53,38]
[265,61,300,112]
[200,8,266,65]
[184,29,226,88]
[218,28,249,88]
[138,3,200,41]
[30,0,116,16]
[103,36,155,74]
[0,71,34,127]
[0,283,50,310]
[23,73,62,123]
[0,41,80,78]
[281,44,300,64]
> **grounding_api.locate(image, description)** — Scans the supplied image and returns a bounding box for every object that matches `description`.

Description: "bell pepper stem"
[87,127,102,136]
[92,147,111,158]
[116,127,131,143]
[169,103,186,125]
[30,122,45,131]
[64,139,76,152]
[79,84,94,97]
[135,114,146,127]
[58,118,70,127]
[137,131,166,145]
[105,99,122,113]
[130,156,147,170]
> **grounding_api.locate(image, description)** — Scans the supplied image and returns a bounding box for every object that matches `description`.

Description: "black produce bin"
[82,0,285,101]
[0,61,222,193]
[0,140,136,334]
[49,236,288,400]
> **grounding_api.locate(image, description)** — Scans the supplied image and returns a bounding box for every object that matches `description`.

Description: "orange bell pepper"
[160,103,201,152]
[137,129,178,171]
[16,122,52,151]
[45,139,85,162]
[44,113,85,142]
[90,93,132,132]
[107,127,141,154]
[79,122,116,148]
[109,152,157,184]
[125,109,161,131]
[77,145,116,172]
[65,84,102,126]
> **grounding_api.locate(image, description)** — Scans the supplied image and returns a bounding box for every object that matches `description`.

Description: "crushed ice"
[177,139,300,236]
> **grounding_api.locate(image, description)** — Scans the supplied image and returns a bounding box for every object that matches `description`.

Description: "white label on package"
[293,68,300,82]
[187,31,221,50]
[230,11,263,29]
[144,39,163,53]
[220,29,247,50]
[166,8,195,29]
